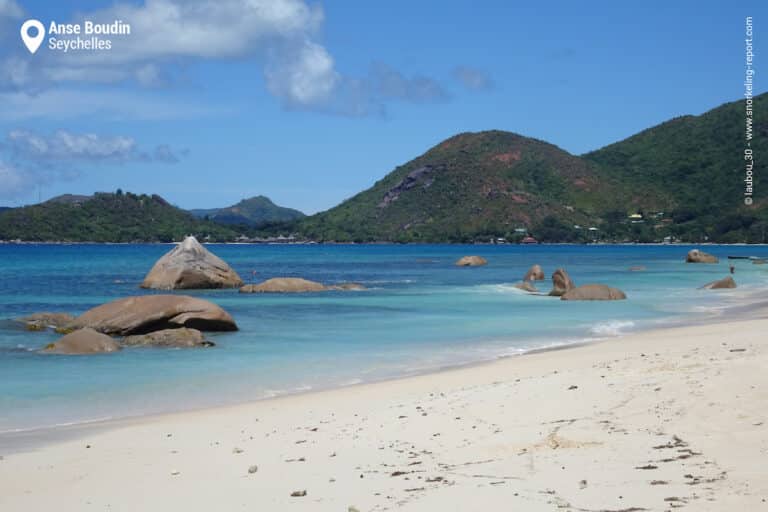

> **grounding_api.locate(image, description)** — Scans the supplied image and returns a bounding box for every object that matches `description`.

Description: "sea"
[1,243,766,434]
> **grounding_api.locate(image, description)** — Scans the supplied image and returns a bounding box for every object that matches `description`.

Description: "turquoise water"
[1,244,766,432]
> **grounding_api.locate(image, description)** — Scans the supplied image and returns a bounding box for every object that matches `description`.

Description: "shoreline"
[2,285,767,447]
[2,312,767,510]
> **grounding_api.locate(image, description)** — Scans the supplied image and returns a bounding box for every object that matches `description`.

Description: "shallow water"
[1,243,766,432]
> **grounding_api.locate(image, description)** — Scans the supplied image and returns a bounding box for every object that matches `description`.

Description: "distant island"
[189,195,305,226]
[1,93,765,244]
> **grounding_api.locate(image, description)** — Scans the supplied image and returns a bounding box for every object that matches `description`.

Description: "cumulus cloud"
[0,0,451,115]
[0,129,184,199]
[4,129,182,163]
[452,66,493,91]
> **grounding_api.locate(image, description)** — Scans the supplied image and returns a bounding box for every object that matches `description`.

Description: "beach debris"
[635,464,658,470]
[247,465,258,474]
[141,236,243,290]
[62,295,238,335]
[171,470,180,476]
[579,479,588,489]
[455,255,487,267]
[560,284,627,301]
[628,266,646,271]
[232,447,244,454]
[729,348,746,353]
[548,268,575,296]
[41,328,121,355]
[686,249,719,263]
[290,490,307,497]
[523,264,545,281]
[348,507,360,512]
[567,385,578,390]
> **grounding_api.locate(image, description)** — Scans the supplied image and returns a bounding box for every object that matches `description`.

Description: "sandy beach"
[1,314,766,511]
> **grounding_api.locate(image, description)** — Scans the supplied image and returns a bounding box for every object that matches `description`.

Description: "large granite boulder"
[18,312,75,331]
[700,276,737,290]
[561,284,627,301]
[548,268,575,297]
[240,277,327,293]
[63,295,238,335]
[43,328,121,355]
[123,328,214,348]
[455,256,487,267]
[523,264,545,281]
[141,236,243,290]
[686,249,719,264]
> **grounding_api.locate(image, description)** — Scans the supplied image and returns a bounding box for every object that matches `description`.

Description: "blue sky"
[0,0,764,213]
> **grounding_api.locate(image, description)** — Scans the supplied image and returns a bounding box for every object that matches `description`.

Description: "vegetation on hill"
[1,94,764,244]
[189,196,305,226]
[0,191,239,242]
[584,92,768,243]
[297,131,626,243]
[296,93,767,243]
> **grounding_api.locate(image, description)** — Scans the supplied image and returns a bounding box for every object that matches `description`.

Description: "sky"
[0,0,765,213]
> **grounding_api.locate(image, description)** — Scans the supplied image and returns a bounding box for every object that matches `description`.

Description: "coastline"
[2,282,767,445]
[2,309,767,510]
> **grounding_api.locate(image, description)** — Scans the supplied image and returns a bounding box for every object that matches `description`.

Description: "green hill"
[0,191,239,242]
[298,93,767,243]
[584,92,768,242]
[189,196,305,226]
[298,131,625,242]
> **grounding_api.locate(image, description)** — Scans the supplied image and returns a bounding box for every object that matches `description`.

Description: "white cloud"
[0,0,23,19]
[265,41,339,107]
[0,89,225,121]
[453,66,493,91]
[0,0,452,116]
[5,129,181,163]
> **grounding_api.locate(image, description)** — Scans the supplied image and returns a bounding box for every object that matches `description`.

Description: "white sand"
[1,316,767,511]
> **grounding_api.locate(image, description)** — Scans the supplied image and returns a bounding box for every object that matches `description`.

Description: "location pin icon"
[20,19,45,54]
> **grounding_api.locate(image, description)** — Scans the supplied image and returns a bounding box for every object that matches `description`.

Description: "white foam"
[588,320,636,337]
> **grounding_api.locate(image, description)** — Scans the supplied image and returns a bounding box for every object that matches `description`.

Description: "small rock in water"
[248,465,258,474]
[290,490,307,497]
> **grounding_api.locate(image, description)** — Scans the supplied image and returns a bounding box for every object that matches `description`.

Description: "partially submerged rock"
[455,256,487,267]
[686,249,719,264]
[561,284,627,301]
[63,295,238,335]
[548,268,575,297]
[123,328,214,348]
[700,276,737,290]
[42,328,121,355]
[328,282,367,291]
[513,281,538,293]
[240,277,327,293]
[523,264,545,281]
[141,236,243,290]
[18,312,75,331]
